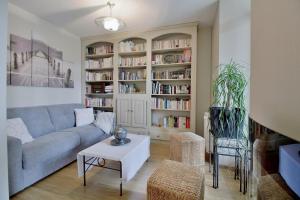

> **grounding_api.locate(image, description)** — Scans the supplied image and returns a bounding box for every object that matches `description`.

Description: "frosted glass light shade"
[95,17,124,32]
[103,17,120,31]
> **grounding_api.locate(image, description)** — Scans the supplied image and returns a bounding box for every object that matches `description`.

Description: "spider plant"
[210,60,248,141]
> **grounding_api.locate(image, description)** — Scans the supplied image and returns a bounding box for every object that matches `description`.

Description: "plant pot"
[209,106,244,139]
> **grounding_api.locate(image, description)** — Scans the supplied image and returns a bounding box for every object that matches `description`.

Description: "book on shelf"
[85,57,113,69]
[119,40,146,52]
[151,49,191,64]
[119,69,146,80]
[119,83,144,94]
[86,44,113,55]
[85,97,113,108]
[152,38,191,50]
[152,82,190,95]
[86,71,113,81]
[105,85,113,93]
[151,97,191,110]
[152,68,191,80]
[119,56,146,67]
[159,116,190,129]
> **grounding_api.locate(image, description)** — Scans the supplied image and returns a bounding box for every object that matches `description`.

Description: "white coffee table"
[77,133,150,196]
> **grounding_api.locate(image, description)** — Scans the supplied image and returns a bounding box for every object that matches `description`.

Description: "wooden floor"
[11,140,250,200]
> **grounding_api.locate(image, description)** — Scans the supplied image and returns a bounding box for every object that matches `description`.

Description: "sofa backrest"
[47,104,83,131]
[7,104,83,138]
[7,106,55,138]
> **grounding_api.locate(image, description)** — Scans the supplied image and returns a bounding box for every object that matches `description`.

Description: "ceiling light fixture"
[95,1,125,32]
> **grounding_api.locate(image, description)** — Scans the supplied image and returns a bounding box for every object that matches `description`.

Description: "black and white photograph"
[8,34,32,86]
[49,47,63,88]
[63,61,74,88]
[32,38,49,87]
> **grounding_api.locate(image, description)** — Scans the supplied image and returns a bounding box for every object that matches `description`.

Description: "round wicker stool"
[170,132,205,167]
[147,160,205,200]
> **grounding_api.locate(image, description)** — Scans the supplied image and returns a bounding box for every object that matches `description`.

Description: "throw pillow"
[6,118,34,144]
[74,108,94,127]
[94,112,116,134]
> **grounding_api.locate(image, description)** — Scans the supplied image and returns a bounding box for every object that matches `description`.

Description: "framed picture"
[63,61,74,88]
[49,47,63,88]
[8,34,32,86]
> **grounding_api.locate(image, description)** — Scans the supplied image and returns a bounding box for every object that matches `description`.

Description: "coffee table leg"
[83,155,86,186]
[120,161,122,196]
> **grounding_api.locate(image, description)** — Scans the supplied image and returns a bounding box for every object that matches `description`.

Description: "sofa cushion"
[22,131,80,169]
[47,104,83,130]
[7,106,55,138]
[63,124,108,148]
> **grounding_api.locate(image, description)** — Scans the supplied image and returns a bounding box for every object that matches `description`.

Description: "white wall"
[0,0,9,199]
[196,26,212,136]
[251,0,300,142]
[7,4,82,108]
[211,0,251,166]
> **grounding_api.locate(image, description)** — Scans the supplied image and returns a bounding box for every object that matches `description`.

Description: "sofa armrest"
[7,136,24,196]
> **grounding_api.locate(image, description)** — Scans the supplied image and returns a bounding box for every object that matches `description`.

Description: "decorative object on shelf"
[111,127,131,146]
[95,1,125,32]
[209,60,249,192]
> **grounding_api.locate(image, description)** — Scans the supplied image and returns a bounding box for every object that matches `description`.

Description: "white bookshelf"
[84,42,115,112]
[81,24,197,140]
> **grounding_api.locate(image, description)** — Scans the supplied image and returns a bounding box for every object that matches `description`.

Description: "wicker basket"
[170,132,205,167]
[147,160,205,200]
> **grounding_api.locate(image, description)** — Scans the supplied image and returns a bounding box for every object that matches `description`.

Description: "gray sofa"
[7,104,109,196]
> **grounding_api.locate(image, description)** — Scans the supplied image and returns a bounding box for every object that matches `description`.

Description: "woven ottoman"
[170,132,205,167]
[147,160,205,200]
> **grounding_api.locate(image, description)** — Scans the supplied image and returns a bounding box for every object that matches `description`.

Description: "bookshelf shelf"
[118,65,147,69]
[151,94,191,97]
[152,47,191,54]
[151,126,191,132]
[86,93,113,96]
[85,53,114,59]
[152,62,192,68]
[85,67,114,71]
[152,79,191,82]
[151,108,190,112]
[86,80,113,83]
[118,79,146,82]
[118,51,146,56]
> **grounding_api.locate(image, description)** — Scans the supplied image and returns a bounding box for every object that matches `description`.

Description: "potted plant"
[210,60,248,140]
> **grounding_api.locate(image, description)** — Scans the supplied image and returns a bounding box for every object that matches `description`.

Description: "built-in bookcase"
[84,42,114,111]
[118,38,147,94]
[82,24,197,140]
[151,33,193,132]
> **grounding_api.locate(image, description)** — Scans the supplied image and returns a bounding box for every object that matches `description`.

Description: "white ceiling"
[9,0,218,38]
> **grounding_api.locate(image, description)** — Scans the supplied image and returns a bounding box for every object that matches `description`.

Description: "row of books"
[152,39,191,50]
[86,84,113,94]
[85,98,113,107]
[85,58,113,69]
[119,40,146,52]
[151,98,191,110]
[152,49,192,64]
[119,83,144,94]
[86,44,113,55]
[152,82,190,94]
[119,56,147,67]
[86,72,113,81]
[119,70,146,80]
[159,116,190,129]
[152,68,191,80]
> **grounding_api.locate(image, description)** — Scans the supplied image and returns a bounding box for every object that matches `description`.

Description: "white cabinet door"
[117,97,132,127]
[131,99,147,128]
